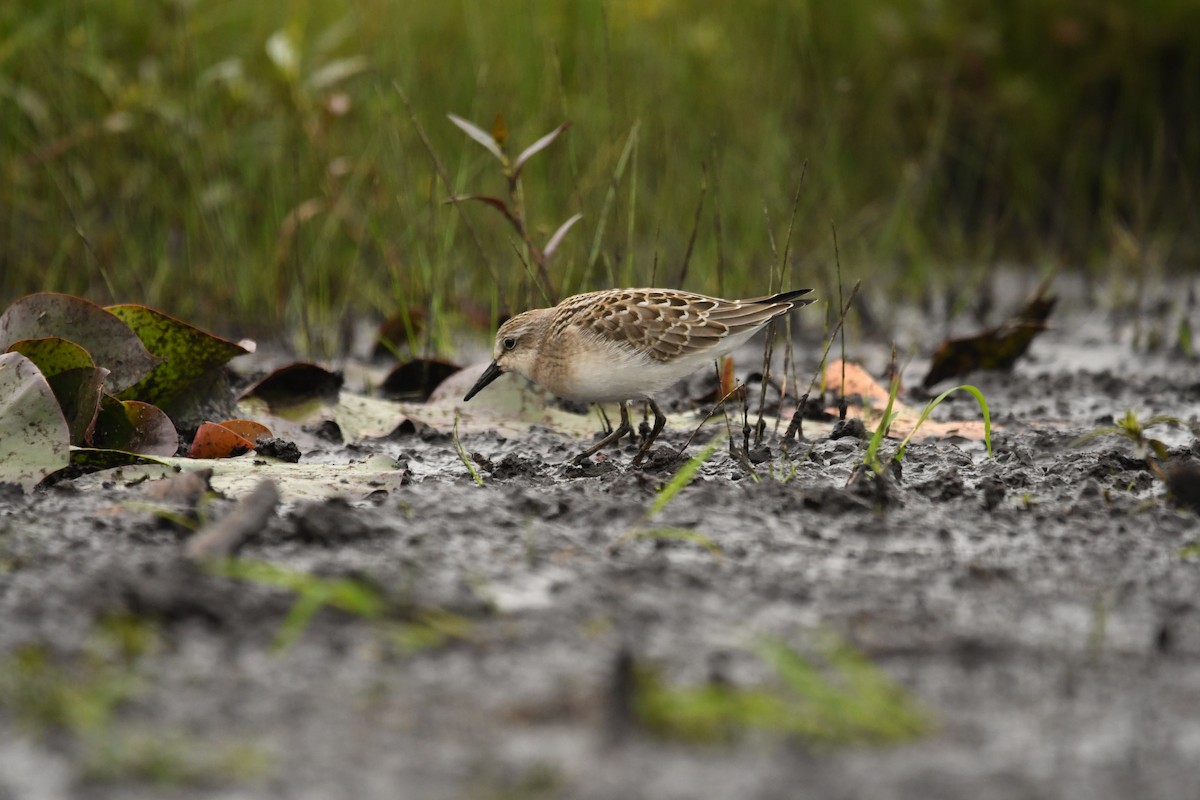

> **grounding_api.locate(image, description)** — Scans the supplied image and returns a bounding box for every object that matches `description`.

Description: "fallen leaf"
[380,358,462,401]
[212,419,273,444]
[106,304,248,424]
[0,352,71,490]
[0,293,159,392]
[48,366,108,445]
[6,336,94,377]
[923,280,1056,388]
[188,421,257,459]
[826,360,990,443]
[91,396,180,456]
[238,362,343,419]
[71,453,409,503]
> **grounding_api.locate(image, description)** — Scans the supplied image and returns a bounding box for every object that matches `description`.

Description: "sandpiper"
[464,287,815,464]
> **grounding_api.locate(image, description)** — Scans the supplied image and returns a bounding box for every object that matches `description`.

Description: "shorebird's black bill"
[463,361,503,401]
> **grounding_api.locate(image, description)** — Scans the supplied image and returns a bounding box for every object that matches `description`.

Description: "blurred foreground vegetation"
[1,0,1197,350]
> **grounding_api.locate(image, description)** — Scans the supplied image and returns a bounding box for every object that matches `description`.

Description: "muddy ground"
[2,277,1200,800]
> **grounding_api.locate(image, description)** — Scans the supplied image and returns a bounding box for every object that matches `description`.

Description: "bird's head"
[463,309,550,401]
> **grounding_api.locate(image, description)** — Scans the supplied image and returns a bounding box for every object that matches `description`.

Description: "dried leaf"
[513,121,572,178]
[238,362,343,419]
[491,112,508,147]
[826,360,990,443]
[306,55,369,91]
[448,113,505,162]
[380,358,462,401]
[443,194,518,227]
[212,419,273,445]
[265,29,300,82]
[923,282,1056,388]
[543,213,584,262]
[189,421,256,459]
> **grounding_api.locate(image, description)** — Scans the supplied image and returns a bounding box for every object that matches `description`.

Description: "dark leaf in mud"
[47,366,108,445]
[105,304,249,418]
[68,448,170,471]
[380,358,462,401]
[0,293,159,392]
[0,351,71,490]
[922,282,1056,388]
[91,395,180,457]
[372,307,427,360]
[188,421,258,459]
[238,362,343,417]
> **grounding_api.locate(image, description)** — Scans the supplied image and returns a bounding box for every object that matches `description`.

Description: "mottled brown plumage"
[464,287,814,464]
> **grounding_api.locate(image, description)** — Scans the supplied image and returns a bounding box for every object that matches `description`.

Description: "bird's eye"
[502,337,517,351]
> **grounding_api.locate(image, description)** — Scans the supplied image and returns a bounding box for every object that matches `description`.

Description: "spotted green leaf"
[0,293,158,393]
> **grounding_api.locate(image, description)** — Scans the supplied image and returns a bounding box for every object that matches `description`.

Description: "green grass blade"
[895,384,993,462]
[452,410,484,486]
[648,435,723,517]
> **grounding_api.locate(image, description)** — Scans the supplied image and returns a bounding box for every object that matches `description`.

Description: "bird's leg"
[578,402,632,461]
[597,405,613,435]
[638,401,652,443]
[631,398,667,466]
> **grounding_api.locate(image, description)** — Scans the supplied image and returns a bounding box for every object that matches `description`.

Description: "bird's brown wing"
[554,289,803,363]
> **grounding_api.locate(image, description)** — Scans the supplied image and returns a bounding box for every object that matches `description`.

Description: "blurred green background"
[2,0,1197,351]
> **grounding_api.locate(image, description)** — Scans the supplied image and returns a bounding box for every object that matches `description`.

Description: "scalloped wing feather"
[551,288,807,364]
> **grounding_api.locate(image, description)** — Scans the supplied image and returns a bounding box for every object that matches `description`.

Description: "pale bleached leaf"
[447,113,505,162]
[543,213,583,262]
[513,122,572,178]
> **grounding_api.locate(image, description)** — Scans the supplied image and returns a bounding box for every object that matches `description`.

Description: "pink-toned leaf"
[444,195,520,228]
[212,418,273,444]
[91,396,179,457]
[513,122,572,178]
[188,421,256,459]
[443,194,510,214]
[543,213,584,262]
[447,113,505,162]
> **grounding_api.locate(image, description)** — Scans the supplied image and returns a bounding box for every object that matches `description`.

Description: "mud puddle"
[2,285,1200,800]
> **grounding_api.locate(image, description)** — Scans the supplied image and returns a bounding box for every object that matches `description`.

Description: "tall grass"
[2,0,1198,348]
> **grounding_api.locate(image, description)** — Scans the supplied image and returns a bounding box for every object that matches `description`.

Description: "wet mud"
[2,288,1200,800]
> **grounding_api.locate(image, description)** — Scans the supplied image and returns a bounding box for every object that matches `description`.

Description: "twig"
[675,162,708,288]
[782,280,861,451]
[185,479,279,561]
[755,172,807,446]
